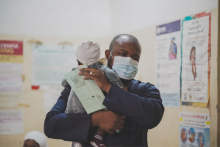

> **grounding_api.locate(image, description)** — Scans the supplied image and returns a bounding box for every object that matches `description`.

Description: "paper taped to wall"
[0,110,23,134]
[31,44,77,90]
[179,112,210,147]
[43,87,63,113]
[0,40,23,108]
[181,12,211,105]
[155,20,181,107]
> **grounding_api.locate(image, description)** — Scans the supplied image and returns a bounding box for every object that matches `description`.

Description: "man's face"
[105,37,141,69]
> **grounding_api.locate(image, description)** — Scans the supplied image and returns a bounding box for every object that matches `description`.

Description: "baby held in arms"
[62,41,125,147]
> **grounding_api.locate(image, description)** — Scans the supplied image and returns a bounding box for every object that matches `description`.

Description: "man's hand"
[79,68,112,93]
[91,110,125,135]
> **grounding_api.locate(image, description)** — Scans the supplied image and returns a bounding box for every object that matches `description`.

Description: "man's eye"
[119,53,126,56]
[133,58,139,62]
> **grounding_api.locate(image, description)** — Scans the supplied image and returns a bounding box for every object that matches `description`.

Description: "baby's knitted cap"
[76,41,101,65]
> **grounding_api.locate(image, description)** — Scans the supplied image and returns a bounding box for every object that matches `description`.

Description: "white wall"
[0,0,112,37]
[111,0,218,35]
[0,0,218,37]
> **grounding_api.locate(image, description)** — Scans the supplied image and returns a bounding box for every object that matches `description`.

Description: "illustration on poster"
[197,133,205,147]
[180,128,206,147]
[190,46,197,80]
[181,128,187,143]
[169,38,177,60]
[186,45,203,81]
[188,128,195,143]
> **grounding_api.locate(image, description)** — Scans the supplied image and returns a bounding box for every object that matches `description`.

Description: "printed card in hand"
[64,65,106,114]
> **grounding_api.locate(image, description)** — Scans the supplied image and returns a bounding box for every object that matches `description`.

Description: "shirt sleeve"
[44,87,93,142]
[103,83,164,129]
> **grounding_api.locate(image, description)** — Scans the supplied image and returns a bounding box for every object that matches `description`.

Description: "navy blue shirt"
[44,79,164,146]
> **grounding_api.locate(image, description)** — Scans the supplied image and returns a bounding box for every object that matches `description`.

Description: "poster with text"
[31,44,77,90]
[181,12,211,105]
[155,20,181,107]
[43,87,63,113]
[0,110,23,134]
[179,112,210,147]
[0,40,23,108]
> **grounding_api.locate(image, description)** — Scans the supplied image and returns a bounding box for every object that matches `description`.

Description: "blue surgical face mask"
[111,55,139,80]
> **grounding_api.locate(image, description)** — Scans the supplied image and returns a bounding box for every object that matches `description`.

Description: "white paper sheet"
[179,112,210,147]
[0,63,23,108]
[31,44,77,89]
[0,110,23,134]
[43,87,63,113]
[155,20,181,107]
[181,16,209,103]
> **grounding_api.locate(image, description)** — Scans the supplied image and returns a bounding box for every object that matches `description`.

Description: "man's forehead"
[113,39,141,53]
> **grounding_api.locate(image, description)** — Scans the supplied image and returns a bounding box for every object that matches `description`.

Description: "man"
[44,34,164,147]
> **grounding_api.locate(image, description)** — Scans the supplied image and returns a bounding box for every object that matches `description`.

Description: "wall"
[111,0,218,35]
[0,0,112,38]
[0,0,218,37]
[0,35,112,147]
[129,8,219,147]
[0,0,219,147]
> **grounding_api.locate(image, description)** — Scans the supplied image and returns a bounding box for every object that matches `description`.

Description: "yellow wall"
[0,8,219,147]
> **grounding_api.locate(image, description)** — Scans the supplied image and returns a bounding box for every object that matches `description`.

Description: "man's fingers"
[118,117,125,125]
[83,75,99,80]
[79,68,100,73]
[79,71,100,77]
[116,122,124,130]
[106,130,115,135]
[116,113,126,119]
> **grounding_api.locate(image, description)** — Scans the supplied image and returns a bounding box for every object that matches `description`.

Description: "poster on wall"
[0,40,23,108]
[0,110,23,134]
[181,11,211,105]
[179,112,210,147]
[155,20,181,107]
[43,87,63,113]
[31,44,77,90]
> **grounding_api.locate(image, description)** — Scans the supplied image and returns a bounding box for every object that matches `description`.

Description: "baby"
[62,41,124,147]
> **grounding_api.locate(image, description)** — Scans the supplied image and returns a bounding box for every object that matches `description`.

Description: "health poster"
[179,112,210,147]
[155,20,181,107]
[43,87,63,113]
[181,11,211,105]
[31,44,77,90]
[0,110,23,134]
[0,40,23,108]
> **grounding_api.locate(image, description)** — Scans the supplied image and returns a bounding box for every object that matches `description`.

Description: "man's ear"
[105,49,110,59]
